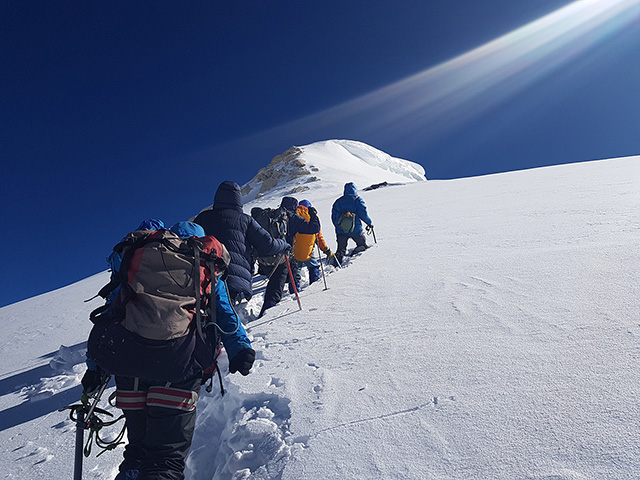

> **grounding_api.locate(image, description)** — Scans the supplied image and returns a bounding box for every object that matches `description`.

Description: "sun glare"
[248,0,640,147]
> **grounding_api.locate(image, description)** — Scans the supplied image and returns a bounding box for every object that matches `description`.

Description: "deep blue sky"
[1,0,639,307]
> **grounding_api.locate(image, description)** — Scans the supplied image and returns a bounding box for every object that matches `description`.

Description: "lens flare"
[245,0,639,148]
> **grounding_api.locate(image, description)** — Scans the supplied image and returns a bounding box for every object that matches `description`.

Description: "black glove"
[81,366,108,395]
[229,348,256,376]
[308,207,318,218]
[366,224,374,232]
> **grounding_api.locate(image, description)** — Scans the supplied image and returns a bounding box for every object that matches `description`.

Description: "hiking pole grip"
[284,255,302,310]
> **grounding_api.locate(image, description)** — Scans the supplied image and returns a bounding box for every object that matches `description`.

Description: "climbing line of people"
[193,180,374,318]
[75,181,373,480]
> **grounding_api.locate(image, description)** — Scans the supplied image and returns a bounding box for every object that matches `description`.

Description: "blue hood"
[213,181,243,211]
[343,182,358,197]
[136,219,165,231]
[170,221,205,238]
[280,196,299,213]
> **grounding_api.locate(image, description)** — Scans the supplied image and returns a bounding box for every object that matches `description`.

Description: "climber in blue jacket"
[331,182,373,265]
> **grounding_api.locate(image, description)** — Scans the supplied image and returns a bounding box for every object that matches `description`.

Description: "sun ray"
[241,0,640,148]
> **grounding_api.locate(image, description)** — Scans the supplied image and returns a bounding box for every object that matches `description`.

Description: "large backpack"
[337,210,356,234]
[251,206,287,239]
[250,207,288,269]
[87,229,230,383]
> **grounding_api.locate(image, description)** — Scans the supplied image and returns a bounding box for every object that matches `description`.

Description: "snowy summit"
[239,139,426,204]
[0,145,638,480]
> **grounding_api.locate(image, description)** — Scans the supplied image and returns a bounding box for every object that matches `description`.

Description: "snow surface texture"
[0,142,638,479]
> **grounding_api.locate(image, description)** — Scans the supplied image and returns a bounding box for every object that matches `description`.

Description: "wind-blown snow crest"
[239,139,425,205]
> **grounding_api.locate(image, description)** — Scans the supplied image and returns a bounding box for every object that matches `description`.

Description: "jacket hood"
[169,221,205,238]
[343,182,358,197]
[213,181,243,211]
[280,196,299,213]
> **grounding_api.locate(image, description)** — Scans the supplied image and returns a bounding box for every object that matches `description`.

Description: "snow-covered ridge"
[1,156,639,479]
[324,139,426,181]
[240,139,425,204]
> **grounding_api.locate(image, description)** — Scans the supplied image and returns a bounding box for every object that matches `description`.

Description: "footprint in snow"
[187,385,307,480]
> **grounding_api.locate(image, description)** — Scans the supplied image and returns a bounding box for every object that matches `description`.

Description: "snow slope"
[1,150,638,480]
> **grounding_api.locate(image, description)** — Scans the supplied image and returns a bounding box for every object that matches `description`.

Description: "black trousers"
[115,376,201,480]
[335,232,368,262]
[262,261,290,308]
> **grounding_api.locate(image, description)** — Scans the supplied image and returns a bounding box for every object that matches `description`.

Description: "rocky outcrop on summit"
[239,140,426,204]
[240,146,316,199]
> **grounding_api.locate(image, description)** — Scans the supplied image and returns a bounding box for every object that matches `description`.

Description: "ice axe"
[366,225,377,244]
[59,377,113,480]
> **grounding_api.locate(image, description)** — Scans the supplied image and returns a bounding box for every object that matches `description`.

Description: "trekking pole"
[266,255,284,280]
[316,243,328,291]
[252,255,285,288]
[284,255,302,310]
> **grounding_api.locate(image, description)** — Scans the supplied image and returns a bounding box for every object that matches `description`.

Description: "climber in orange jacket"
[290,199,334,290]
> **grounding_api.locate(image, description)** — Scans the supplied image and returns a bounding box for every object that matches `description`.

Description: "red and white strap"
[115,390,147,411]
[147,386,199,412]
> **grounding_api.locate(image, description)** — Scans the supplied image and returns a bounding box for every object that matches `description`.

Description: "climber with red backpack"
[82,221,254,480]
[331,182,374,265]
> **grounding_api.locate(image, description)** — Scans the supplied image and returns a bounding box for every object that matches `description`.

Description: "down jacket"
[331,182,372,235]
[194,181,289,300]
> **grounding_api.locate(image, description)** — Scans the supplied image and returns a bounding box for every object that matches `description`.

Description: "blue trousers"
[291,255,322,290]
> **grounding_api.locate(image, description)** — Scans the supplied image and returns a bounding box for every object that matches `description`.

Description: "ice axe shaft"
[74,409,85,480]
[284,255,302,310]
[70,378,111,480]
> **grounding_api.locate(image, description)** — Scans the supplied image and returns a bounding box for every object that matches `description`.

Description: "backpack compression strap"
[189,238,204,339]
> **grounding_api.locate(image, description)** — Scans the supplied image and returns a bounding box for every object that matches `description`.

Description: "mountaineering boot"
[258,301,277,318]
[351,244,368,255]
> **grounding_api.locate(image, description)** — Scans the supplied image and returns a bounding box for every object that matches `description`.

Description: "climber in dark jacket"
[259,196,321,317]
[194,181,290,303]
